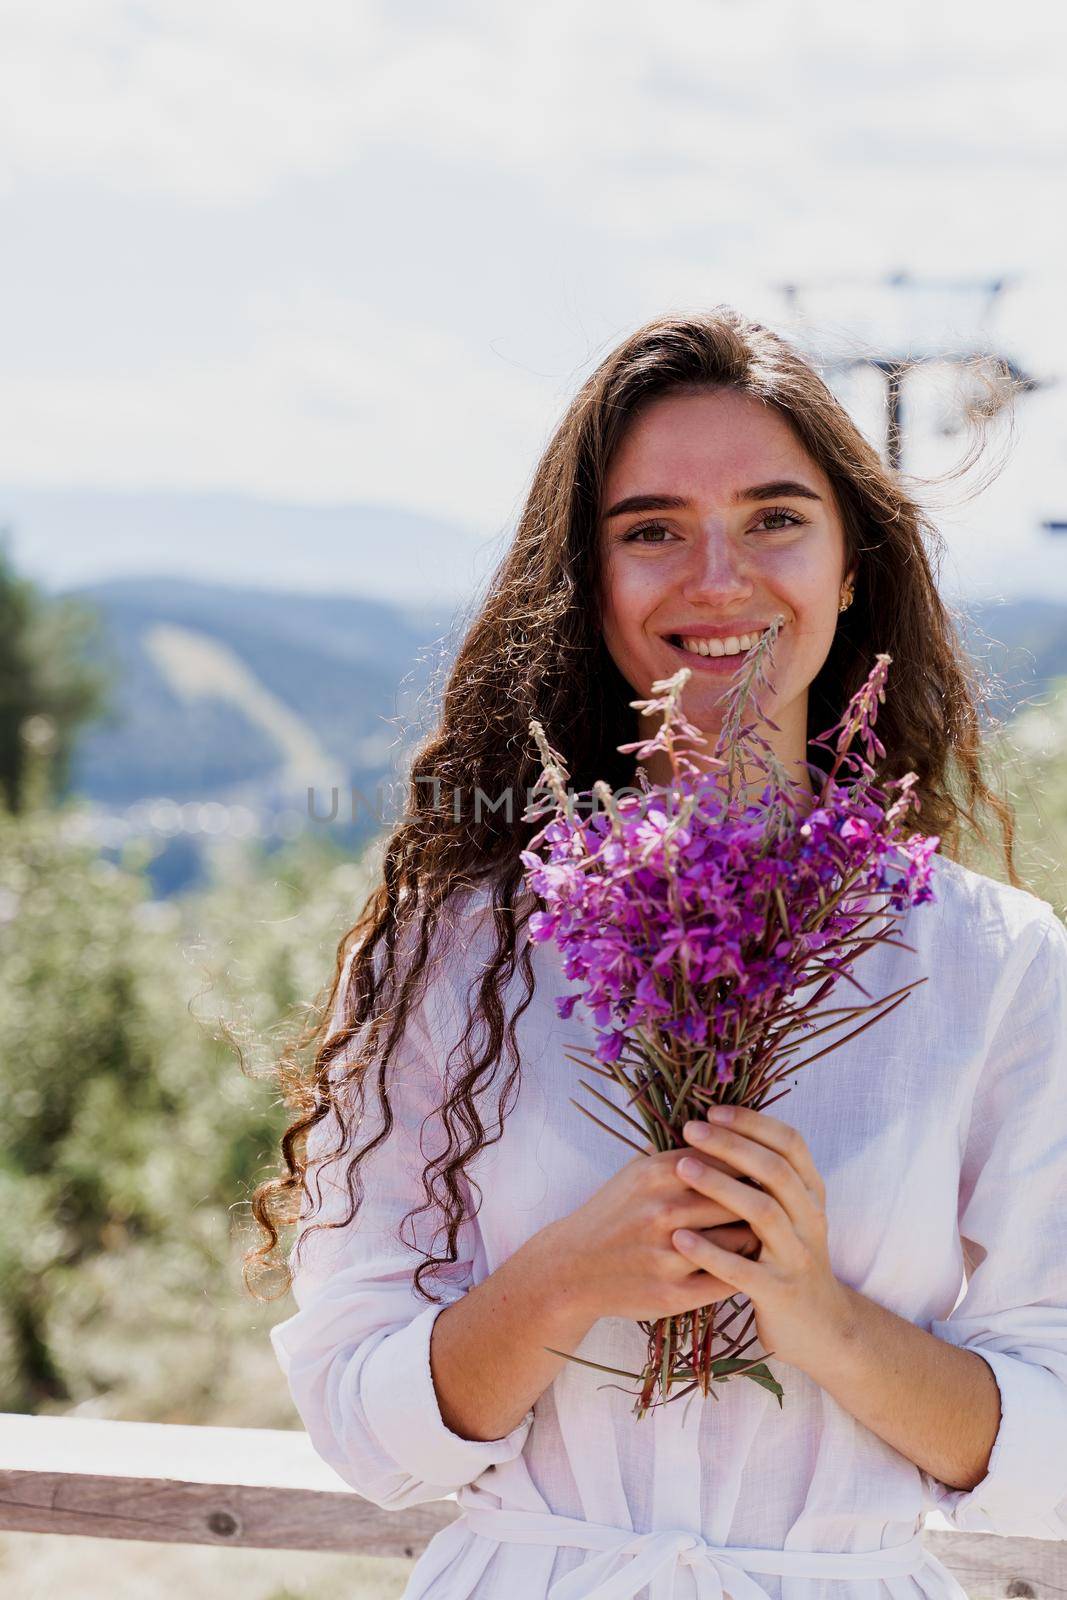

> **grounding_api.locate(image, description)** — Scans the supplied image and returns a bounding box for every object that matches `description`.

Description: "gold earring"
[838,583,854,613]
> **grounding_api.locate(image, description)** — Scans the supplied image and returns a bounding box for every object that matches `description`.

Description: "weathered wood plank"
[0,1468,457,1554]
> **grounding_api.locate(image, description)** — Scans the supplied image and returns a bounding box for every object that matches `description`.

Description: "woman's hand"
[672,1105,852,1370]
[549,1145,762,1325]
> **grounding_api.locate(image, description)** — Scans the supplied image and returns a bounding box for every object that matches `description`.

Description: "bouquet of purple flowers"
[519,617,939,1418]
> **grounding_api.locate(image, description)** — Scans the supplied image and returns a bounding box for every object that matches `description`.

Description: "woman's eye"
[754,508,806,532]
[621,522,674,544]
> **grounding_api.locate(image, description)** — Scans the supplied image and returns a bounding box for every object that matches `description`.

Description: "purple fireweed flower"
[519,622,940,1419]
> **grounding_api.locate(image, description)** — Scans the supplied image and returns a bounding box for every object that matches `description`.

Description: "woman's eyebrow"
[601,481,824,520]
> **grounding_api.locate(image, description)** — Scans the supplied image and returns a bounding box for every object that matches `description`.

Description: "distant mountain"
[65,577,461,809]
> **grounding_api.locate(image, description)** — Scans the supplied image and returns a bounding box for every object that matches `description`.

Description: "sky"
[1,0,1065,604]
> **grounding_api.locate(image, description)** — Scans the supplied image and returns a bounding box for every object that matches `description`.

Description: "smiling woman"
[247,307,1067,1600]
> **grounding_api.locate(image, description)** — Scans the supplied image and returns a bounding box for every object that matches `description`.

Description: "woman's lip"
[662,623,774,639]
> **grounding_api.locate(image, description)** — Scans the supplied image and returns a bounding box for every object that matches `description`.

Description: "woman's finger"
[704,1221,761,1257]
[672,1192,760,1250]
[672,1227,762,1296]
[685,1106,824,1196]
[677,1126,818,1231]
[675,1158,794,1257]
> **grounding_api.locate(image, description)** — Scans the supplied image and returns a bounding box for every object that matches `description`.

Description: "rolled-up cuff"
[921,1346,1067,1538]
[360,1298,535,1493]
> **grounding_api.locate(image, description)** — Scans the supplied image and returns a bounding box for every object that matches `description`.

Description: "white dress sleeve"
[921,908,1067,1538]
[270,944,535,1510]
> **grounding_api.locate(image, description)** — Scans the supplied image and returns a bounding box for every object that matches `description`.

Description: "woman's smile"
[659,620,786,671]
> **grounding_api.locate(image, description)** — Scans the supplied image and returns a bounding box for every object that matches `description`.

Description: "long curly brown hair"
[244,305,1027,1305]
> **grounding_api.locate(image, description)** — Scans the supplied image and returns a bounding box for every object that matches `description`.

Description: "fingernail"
[707,1105,735,1123]
[683,1120,709,1142]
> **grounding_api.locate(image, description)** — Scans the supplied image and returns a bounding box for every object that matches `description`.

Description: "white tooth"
[724,636,741,655]
[708,638,726,657]
[739,634,752,651]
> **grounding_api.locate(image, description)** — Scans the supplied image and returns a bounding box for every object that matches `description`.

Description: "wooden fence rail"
[1,1414,1064,1596]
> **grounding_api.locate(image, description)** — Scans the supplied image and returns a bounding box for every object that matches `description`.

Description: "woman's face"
[598,386,855,790]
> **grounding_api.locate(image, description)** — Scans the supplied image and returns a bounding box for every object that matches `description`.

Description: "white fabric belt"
[460,1505,956,1600]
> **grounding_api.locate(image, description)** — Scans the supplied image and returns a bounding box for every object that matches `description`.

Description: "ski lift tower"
[775,270,1041,472]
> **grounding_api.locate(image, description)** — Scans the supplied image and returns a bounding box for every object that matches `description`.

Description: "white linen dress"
[270,852,1067,1600]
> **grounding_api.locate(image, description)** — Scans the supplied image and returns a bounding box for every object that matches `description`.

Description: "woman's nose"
[680,535,752,605]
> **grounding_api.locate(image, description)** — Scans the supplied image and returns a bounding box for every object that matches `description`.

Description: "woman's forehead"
[600,390,824,504]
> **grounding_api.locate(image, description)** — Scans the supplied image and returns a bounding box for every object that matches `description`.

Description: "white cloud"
[0,0,1062,204]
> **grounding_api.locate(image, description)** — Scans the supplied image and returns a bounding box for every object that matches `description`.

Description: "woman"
[248,309,1067,1600]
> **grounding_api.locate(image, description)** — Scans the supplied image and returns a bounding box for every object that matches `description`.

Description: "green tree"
[0,530,111,812]
[0,799,371,1416]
